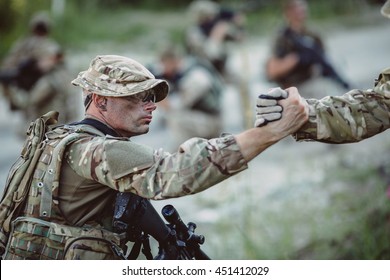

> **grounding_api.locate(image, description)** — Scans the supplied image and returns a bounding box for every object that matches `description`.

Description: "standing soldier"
[185,0,246,77]
[256,1,390,144]
[265,0,350,99]
[0,11,77,134]
[149,46,225,150]
[22,45,80,126]
[0,12,61,111]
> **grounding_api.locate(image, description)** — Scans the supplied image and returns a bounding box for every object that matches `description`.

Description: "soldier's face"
[286,0,308,24]
[105,95,157,137]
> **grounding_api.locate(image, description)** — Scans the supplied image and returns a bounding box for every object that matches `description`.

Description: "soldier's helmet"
[188,0,220,23]
[382,0,390,18]
[29,12,52,34]
[72,55,169,103]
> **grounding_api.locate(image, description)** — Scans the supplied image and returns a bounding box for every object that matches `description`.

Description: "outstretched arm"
[237,87,309,161]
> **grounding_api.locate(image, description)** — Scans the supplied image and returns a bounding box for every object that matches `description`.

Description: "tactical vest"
[3,126,126,260]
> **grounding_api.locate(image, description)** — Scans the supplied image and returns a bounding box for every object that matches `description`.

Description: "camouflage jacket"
[1,35,59,71]
[294,67,390,143]
[20,63,78,124]
[57,123,247,226]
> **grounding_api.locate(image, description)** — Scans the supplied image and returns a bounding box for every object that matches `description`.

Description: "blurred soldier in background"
[185,0,246,77]
[20,45,79,126]
[265,0,350,99]
[150,45,224,151]
[257,2,390,144]
[0,11,77,130]
[255,0,390,200]
[0,12,61,108]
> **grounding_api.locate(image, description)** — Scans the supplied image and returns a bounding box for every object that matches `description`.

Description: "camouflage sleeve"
[294,69,390,143]
[66,134,247,200]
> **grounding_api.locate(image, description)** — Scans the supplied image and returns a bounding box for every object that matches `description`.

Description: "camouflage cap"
[188,0,220,22]
[29,11,52,30]
[72,55,169,102]
[382,0,390,18]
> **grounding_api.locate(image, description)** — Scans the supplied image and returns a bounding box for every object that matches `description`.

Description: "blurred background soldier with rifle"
[0,11,77,133]
[185,0,246,77]
[149,45,224,151]
[0,12,60,109]
[184,0,264,129]
[265,0,351,99]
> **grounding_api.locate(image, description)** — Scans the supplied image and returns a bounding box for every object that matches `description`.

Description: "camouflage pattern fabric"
[2,123,127,260]
[1,36,59,72]
[185,1,243,74]
[0,111,59,257]
[16,61,79,124]
[294,67,390,143]
[71,55,169,102]
[4,216,124,260]
[60,124,247,226]
[4,121,247,259]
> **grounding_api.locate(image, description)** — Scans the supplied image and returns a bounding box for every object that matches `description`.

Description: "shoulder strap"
[38,132,85,218]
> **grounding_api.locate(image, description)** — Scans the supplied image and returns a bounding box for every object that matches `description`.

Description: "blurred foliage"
[0,0,385,60]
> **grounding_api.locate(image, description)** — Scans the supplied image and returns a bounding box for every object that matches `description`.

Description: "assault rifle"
[112,192,210,260]
[285,28,350,90]
[199,0,268,38]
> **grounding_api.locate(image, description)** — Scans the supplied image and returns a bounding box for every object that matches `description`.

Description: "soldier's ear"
[93,95,107,111]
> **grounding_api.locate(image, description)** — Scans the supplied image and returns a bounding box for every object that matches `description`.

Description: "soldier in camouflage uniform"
[2,54,308,259]
[185,0,245,76]
[0,12,61,111]
[265,0,349,99]
[149,46,225,151]
[1,12,58,71]
[19,45,79,127]
[256,0,390,144]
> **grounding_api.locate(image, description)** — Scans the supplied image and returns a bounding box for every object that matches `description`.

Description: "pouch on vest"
[4,216,125,260]
[0,111,59,258]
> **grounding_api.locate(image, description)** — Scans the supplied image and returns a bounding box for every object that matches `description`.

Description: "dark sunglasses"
[125,91,156,104]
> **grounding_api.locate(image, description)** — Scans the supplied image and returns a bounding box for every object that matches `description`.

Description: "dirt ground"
[0,9,389,259]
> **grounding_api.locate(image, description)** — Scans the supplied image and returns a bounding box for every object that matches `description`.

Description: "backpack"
[1,113,127,260]
[0,111,59,256]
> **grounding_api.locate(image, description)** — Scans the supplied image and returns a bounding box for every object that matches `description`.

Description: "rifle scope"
[161,204,205,245]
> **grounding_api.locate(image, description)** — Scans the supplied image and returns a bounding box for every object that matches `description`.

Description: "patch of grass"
[204,159,390,259]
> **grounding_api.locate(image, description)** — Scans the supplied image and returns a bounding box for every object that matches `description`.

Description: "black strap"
[70,118,121,137]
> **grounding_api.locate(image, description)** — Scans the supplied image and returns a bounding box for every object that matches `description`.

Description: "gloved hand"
[254,87,288,127]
